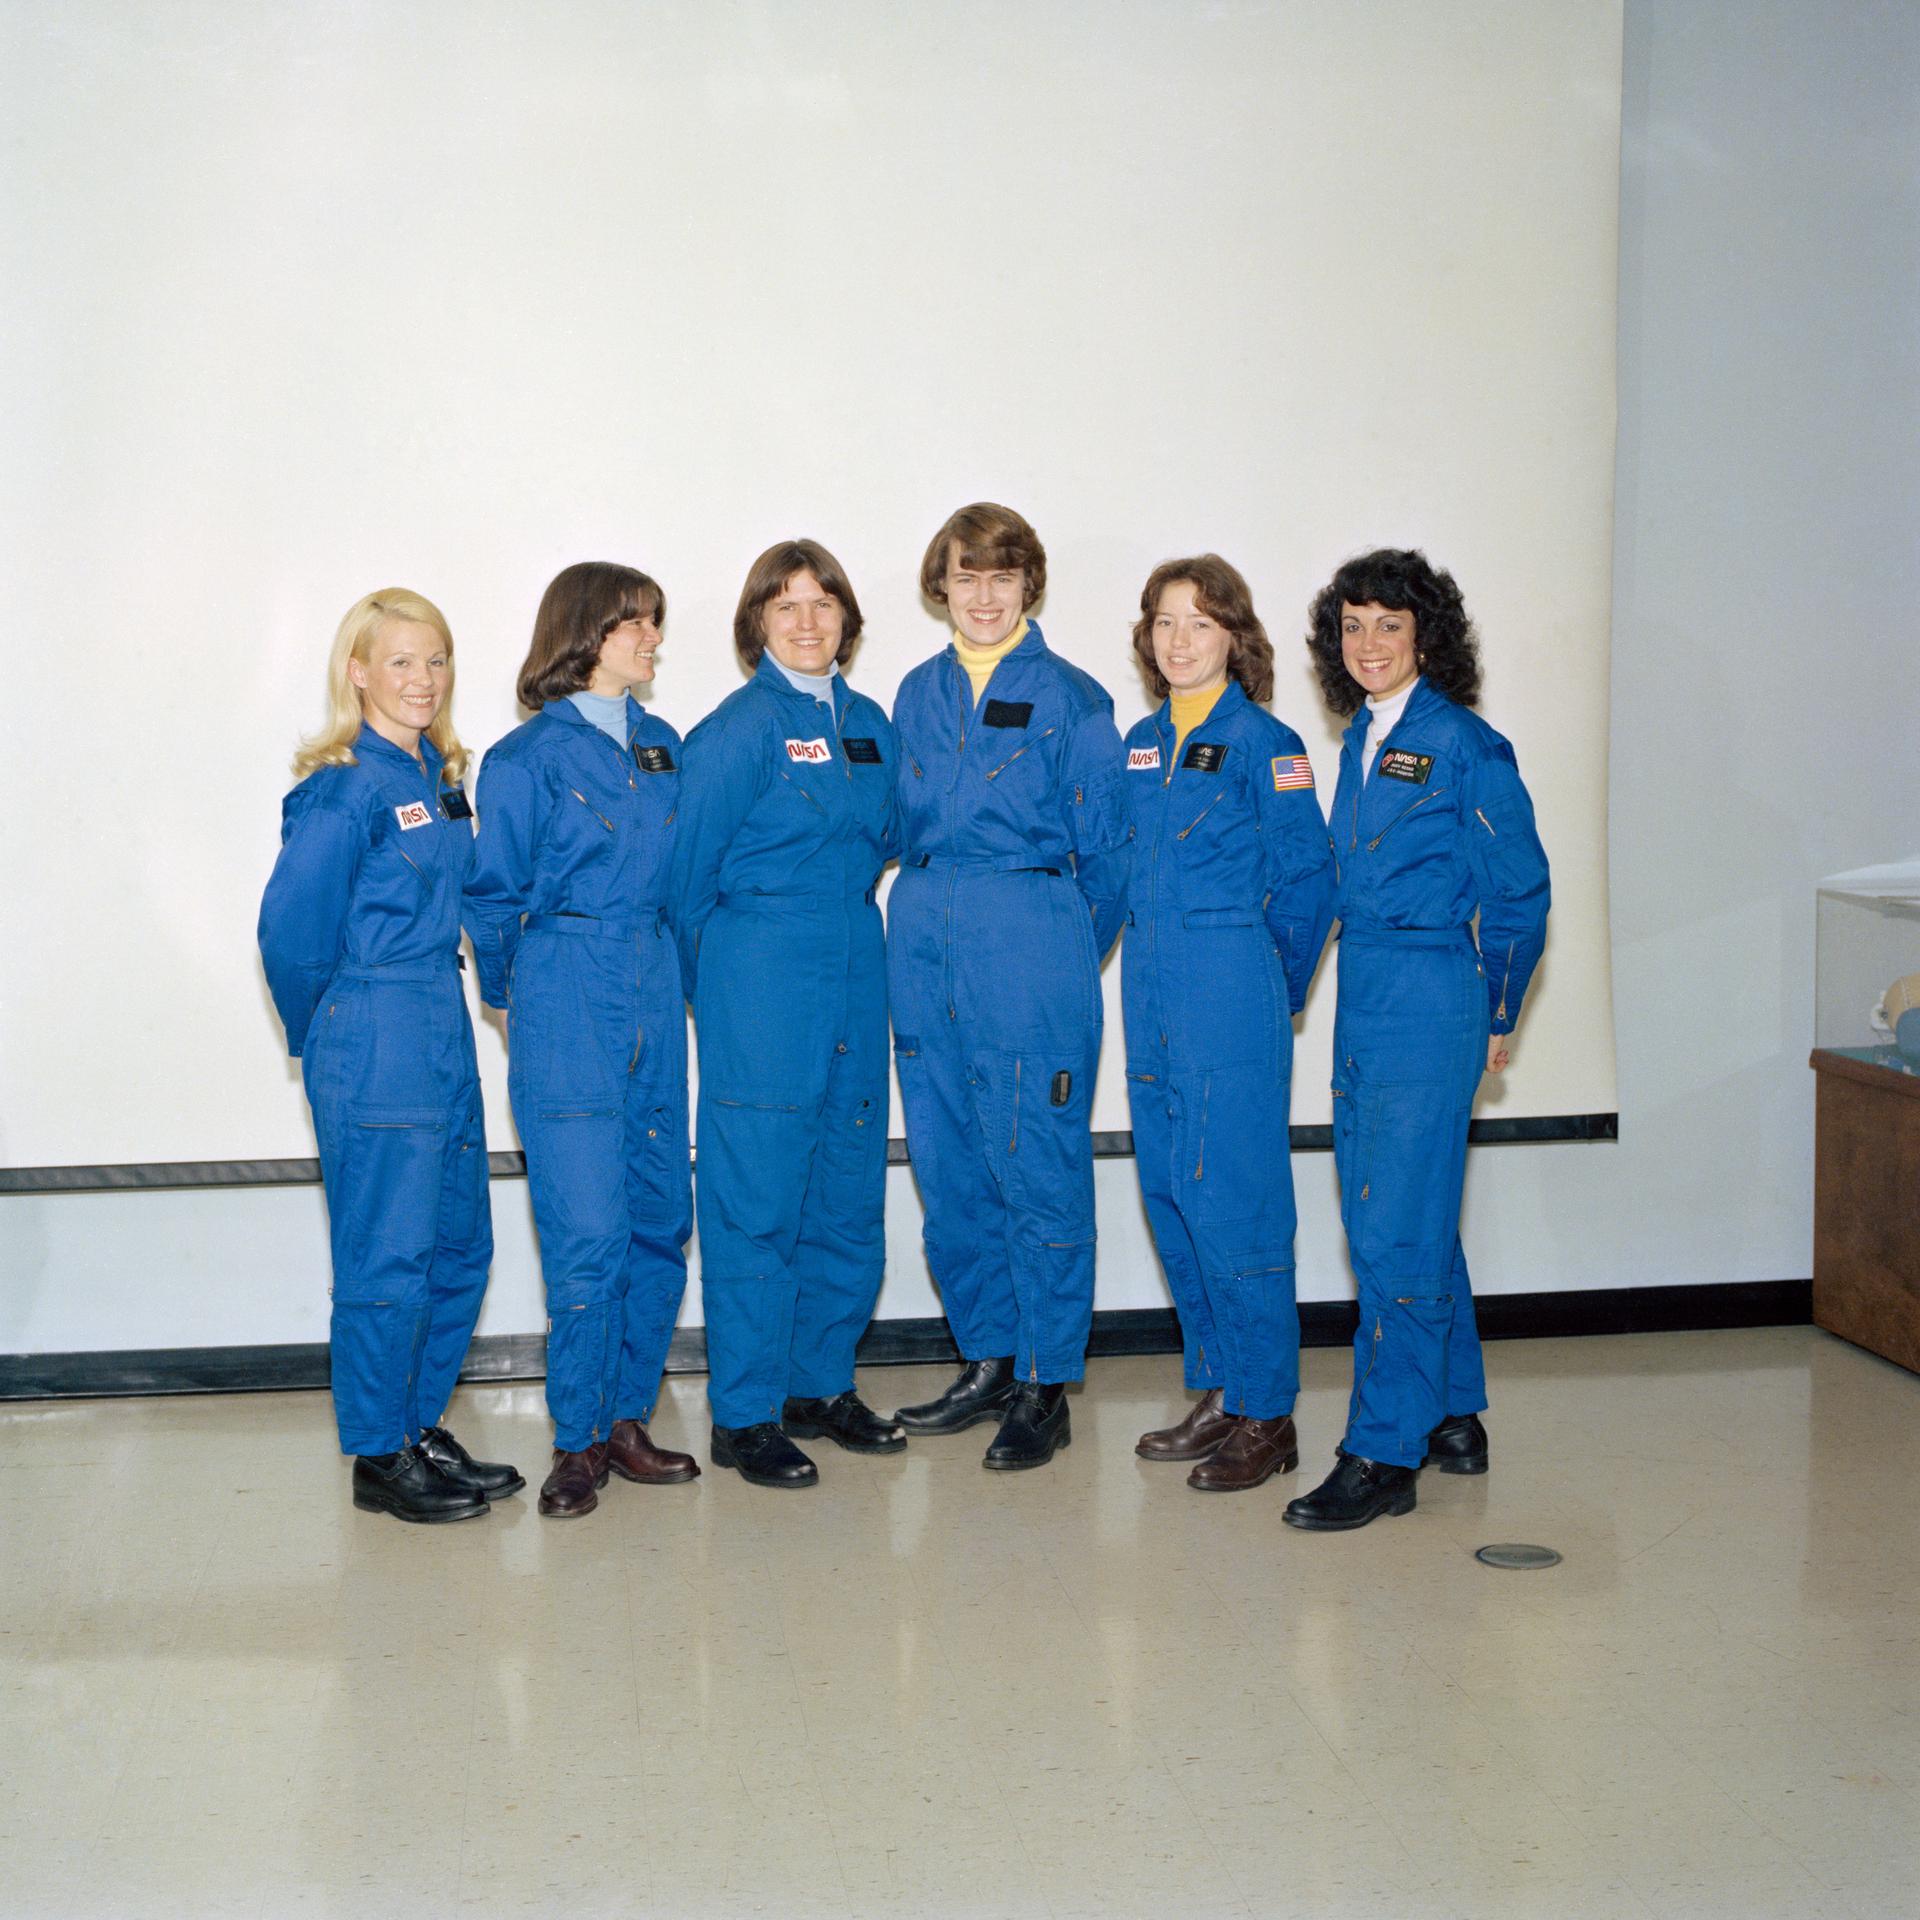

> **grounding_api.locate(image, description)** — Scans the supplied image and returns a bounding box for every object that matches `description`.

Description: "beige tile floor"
[3,1327,1918,1920]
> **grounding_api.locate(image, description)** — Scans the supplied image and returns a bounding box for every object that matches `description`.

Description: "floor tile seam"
[1278,1679,1430,1882]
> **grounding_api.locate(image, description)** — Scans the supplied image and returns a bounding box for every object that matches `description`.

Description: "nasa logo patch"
[785,737,831,764]
[393,801,433,831]
[1128,746,1161,771]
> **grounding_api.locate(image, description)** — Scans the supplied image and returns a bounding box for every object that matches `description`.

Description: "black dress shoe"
[894,1357,1016,1434]
[1283,1452,1417,1531]
[419,1425,526,1500]
[783,1390,907,1453]
[711,1422,819,1488]
[982,1381,1070,1471]
[352,1445,490,1524]
[1422,1412,1489,1475]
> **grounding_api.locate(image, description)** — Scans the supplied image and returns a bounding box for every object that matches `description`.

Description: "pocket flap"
[349,1105,446,1130]
[1181,906,1258,930]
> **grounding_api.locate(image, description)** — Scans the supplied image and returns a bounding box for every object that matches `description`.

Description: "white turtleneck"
[1361,678,1418,783]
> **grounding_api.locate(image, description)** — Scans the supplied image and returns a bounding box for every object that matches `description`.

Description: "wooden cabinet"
[1811,1048,1920,1375]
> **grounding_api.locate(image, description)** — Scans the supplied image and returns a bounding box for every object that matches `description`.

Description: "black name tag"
[983,699,1032,729]
[440,788,473,820]
[1181,740,1228,773]
[1378,749,1433,784]
[633,744,676,774]
[841,736,883,764]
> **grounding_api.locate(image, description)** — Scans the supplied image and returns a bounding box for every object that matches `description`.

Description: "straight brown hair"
[734,539,865,668]
[517,562,665,711]
[1132,554,1275,704]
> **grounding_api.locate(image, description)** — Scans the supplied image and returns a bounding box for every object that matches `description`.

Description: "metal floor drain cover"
[1476,1543,1562,1570]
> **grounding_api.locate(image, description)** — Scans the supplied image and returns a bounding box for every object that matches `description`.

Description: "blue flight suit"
[887,624,1130,1384]
[668,656,898,1427]
[464,697,689,1454]
[1120,682,1337,1418]
[259,730,492,1457]
[1329,677,1550,1467]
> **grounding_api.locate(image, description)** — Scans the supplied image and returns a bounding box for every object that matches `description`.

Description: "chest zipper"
[569,787,616,832]
[983,726,1056,781]
[1176,790,1228,840]
[778,769,826,812]
[1367,787,1448,851]
[1475,807,1496,837]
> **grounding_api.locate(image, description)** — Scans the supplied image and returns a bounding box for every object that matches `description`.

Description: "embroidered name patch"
[1378,749,1434,784]
[785,737,831,764]
[1128,746,1161,771]
[393,801,433,831]
[1181,740,1227,773]
[841,736,883,764]
[633,744,676,774]
[440,788,474,820]
[1270,755,1313,792]
[983,699,1032,729]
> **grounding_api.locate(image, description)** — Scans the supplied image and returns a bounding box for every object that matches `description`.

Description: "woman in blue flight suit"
[1121,556,1337,1492]
[260,587,519,1524]
[668,540,901,1488]
[1284,548,1550,1531]
[887,502,1130,1470]
[465,563,697,1520]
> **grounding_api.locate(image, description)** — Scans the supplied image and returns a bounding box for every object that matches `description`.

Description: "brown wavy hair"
[1131,554,1274,704]
[918,501,1047,609]
[517,562,666,711]
[1305,548,1480,718]
[733,538,865,669]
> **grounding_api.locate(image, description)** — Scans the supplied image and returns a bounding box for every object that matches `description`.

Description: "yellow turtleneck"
[1169,682,1226,757]
[953,617,1029,706]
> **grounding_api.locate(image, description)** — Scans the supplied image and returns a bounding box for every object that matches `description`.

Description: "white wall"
[4,0,1916,1358]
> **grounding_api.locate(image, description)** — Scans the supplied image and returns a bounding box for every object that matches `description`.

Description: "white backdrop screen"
[0,0,1621,1171]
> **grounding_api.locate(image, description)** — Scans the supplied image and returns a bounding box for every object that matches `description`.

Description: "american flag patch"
[1271,754,1314,792]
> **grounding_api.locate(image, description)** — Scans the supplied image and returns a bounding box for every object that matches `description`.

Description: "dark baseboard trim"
[0,1278,1811,1402]
[0,1112,1619,1195]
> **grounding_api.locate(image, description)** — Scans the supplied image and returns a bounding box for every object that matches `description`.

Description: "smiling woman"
[258,588,515,1523]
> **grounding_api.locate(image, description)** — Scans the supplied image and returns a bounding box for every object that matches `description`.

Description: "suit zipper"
[983,726,1056,781]
[1367,788,1448,851]
[1177,790,1227,840]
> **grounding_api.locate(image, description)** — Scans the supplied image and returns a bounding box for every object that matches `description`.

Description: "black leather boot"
[783,1390,907,1453]
[1283,1452,1417,1531]
[711,1422,819,1488]
[418,1425,526,1500]
[352,1444,490,1523]
[982,1381,1070,1471]
[894,1357,1016,1434]
[1422,1412,1489,1475]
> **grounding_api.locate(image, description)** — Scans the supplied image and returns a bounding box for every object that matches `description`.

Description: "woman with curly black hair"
[1283,549,1550,1533]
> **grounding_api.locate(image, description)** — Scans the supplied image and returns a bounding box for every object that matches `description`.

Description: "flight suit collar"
[544,690,646,746]
[354,723,445,787]
[753,648,847,722]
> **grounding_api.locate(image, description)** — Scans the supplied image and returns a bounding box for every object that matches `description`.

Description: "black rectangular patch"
[1050,1070,1072,1107]
[439,788,473,820]
[1181,740,1228,773]
[983,700,1032,729]
[1377,749,1433,784]
[841,736,883,764]
[633,744,676,774]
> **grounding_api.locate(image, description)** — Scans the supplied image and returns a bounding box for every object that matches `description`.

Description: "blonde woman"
[259,589,517,1523]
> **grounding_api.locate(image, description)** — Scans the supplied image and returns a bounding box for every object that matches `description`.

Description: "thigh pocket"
[335,1106,447,1292]
[992,1052,1095,1241]
[525,1107,626,1247]
[1346,1082,1462,1263]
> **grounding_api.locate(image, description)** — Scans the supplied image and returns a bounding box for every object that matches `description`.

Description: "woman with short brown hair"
[465,561,698,1519]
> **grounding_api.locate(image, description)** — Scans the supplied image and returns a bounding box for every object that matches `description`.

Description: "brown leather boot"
[1187,1415,1299,1492]
[1136,1388,1236,1462]
[606,1419,699,1484]
[538,1443,610,1518]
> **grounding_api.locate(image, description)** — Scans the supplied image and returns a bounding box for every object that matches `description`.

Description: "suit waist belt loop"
[1339,926,1476,951]
[524,910,662,942]
[904,853,1064,877]
[717,886,879,912]
[337,954,464,983]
